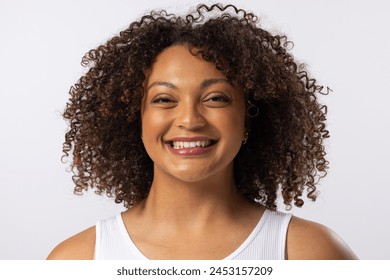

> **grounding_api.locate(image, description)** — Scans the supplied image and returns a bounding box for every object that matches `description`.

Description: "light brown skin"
[46,213,358,260]
[48,46,357,260]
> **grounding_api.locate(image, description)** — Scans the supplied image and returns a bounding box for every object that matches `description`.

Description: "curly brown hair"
[63,3,329,210]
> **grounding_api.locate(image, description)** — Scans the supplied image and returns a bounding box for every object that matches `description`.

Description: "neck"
[137,164,250,227]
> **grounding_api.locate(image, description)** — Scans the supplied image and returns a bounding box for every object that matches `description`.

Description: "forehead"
[146,45,227,84]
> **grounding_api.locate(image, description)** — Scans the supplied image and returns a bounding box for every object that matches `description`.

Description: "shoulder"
[286,216,358,260]
[46,226,96,260]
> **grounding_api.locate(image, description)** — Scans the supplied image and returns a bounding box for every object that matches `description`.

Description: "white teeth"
[172,140,212,149]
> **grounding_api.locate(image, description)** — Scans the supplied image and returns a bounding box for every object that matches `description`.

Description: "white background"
[0,0,389,260]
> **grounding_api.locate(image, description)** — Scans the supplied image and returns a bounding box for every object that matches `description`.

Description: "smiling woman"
[47,3,357,260]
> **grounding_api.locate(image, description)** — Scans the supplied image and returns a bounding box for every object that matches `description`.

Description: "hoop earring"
[247,100,259,118]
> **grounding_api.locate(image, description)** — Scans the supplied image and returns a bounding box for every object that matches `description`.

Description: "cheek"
[212,112,246,143]
[141,112,162,160]
[141,111,165,137]
[222,105,246,131]
[141,110,173,162]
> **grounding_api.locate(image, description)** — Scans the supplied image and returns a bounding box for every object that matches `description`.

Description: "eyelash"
[203,95,231,103]
[151,97,175,103]
[150,94,231,105]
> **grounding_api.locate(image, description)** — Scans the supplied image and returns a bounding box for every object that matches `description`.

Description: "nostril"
[175,109,207,130]
[175,117,207,130]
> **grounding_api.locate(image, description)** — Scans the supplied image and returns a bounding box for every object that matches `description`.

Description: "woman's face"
[141,45,246,183]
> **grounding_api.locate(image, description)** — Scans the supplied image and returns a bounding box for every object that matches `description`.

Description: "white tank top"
[94,209,292,260]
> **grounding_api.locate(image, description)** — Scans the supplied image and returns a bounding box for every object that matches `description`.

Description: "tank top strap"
[226,210,292,260]
[95,214,147,260]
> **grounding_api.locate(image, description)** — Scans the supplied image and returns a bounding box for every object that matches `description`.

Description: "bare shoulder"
[46,226,96,260]
[286,216,358,260]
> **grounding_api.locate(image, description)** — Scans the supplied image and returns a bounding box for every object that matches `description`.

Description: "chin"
[172,172,210,183]
[169,165,230,184]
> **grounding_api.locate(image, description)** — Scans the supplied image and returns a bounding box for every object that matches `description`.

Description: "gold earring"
[242,131,249,145]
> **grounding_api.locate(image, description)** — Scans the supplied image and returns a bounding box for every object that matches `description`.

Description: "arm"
[286,217,358,260]
[46,226,96,260]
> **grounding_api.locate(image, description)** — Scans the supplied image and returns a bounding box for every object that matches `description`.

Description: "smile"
[170,140,215,149]
[165,138,217,156]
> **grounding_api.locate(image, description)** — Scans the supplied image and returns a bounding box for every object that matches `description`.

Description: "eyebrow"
[200,78,230,89]
[146,78,230,92]
[146,81,177,92]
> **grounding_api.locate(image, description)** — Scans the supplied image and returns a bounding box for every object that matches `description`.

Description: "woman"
[48,3,357,260]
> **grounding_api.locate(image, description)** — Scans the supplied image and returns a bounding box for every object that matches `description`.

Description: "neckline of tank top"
[115,208,272,260]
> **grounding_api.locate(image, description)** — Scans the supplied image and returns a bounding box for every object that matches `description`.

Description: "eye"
[203,93,231,107]
[151,97,175,103]
[150,94,177,108]
[206,96,231,102]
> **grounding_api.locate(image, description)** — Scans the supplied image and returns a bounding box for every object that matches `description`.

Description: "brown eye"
[151,97,175,103]
[150,94,178,108]
[205,95,231,102]
[203,93,232,107]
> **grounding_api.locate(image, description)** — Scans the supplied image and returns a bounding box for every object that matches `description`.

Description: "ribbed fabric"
[94,209,292,260]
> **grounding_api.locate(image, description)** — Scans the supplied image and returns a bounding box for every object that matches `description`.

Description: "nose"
[175,102,207,130]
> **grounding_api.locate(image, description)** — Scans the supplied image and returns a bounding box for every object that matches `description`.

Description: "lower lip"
[166,144,215,156]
